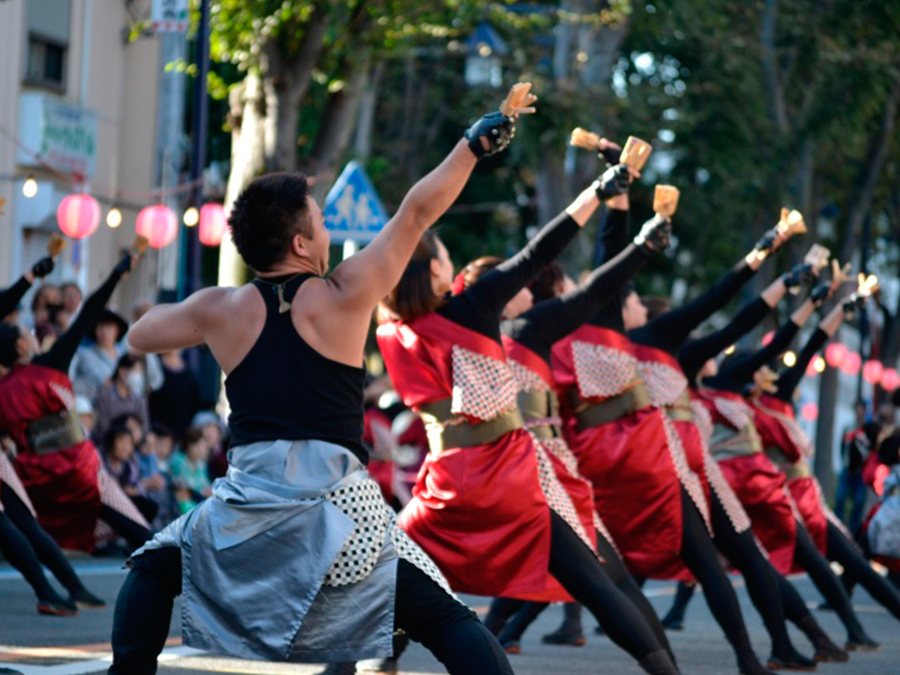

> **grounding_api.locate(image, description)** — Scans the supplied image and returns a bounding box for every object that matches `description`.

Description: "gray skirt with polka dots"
[133,439,455,663]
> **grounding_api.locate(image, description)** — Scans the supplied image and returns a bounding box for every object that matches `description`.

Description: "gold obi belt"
[569,379,652,431]
[662,389,694,423]
[418,398,524,454]
[709,423,763,460]
[764,447,812,480]
[26,410,86,455]
[517,390,562,440]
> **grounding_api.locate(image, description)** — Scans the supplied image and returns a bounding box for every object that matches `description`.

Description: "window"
[27,38,67,88]
[24,0,71,90]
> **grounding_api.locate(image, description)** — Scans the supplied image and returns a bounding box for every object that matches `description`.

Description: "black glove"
[465,112,515,159]
[31,256,55,279]
[842,293,867,320]
[113,252,134,277]
[810,282,832,307]
[598,143,621,168]
[782,263,816,292]
[753,228,778,257]
[634,215,671,252]
[593,164,631,201]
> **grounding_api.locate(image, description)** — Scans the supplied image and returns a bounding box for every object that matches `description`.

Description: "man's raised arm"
[326,111,515,310]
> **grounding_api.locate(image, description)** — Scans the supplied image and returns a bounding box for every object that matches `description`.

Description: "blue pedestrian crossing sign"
[322,161,389,245]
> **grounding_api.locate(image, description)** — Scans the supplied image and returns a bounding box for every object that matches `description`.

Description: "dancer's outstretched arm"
[509,215,668,360]
[0,256,55,321]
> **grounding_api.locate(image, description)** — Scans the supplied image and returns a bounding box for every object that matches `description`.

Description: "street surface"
[1,558,898,674]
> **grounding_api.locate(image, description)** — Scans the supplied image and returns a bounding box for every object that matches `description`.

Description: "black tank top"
[225,274,368,463]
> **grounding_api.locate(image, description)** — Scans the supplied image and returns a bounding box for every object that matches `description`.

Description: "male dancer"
[108,109,516,673]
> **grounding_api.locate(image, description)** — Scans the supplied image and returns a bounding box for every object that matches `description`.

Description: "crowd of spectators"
[6,280,226,540]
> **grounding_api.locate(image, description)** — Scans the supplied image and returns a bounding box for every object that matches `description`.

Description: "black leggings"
[109,547,512,675]
[492,528,673,660]
[792,520,868,641]
[98,504,153,550]
[547,510,666,662]
[827,521,900,621]
[677,488,761,671]
[708,492,796,657]
[0,484,86,601]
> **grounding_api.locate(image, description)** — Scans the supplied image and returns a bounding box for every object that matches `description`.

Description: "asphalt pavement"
[1,558,898,674]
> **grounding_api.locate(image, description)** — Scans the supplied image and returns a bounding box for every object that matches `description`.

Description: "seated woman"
[170,427,212,514]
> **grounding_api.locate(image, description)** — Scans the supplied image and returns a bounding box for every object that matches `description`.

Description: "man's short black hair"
[228,173,315,272]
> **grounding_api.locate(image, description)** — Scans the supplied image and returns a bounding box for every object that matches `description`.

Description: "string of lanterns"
[54,192,227,248]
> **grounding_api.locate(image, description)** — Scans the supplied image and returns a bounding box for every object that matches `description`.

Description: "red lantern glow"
[880,368,899,392]
[198,203,227,247]
[761,331,774,347]
[825,343,847,368]
[136,205,178,249]
[801,402,818,422]
[841,352,861,376]
[806,360,818,377]
[57,194,101,239]
[863,360,884,385]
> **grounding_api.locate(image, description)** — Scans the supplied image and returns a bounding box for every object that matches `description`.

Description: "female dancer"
[480,206,675,656]
[672,275,851,662]
[694,286,882,650]
[550,205,795,675]
[749,291,900,629]
[0,253,152,554]
[378,167,680,674]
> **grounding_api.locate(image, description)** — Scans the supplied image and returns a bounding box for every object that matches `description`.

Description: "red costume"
[695,388,799,574]
[504,336,602,553]
[0,363,101,551]
[751,395,841,553]
[377,312,556,599]
[551,324,688,579]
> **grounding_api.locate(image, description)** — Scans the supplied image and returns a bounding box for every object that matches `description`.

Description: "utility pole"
[181,0,210,299]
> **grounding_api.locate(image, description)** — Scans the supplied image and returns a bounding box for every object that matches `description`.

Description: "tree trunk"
[837,65,900,264]
[307,55,373,201]
[353,61,384,161]
[262,4,331,173]
[814,348,841,497]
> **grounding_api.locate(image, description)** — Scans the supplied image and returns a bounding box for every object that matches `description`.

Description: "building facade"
[0,0,186,319]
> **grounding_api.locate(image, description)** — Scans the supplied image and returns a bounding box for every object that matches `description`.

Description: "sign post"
[322,161,389,258]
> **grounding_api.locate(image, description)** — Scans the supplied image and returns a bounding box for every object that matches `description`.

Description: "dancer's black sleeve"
[504,243,650,363]
[438,212,581,339]
[774,328,828,402]
[34,266,126,373]
[629,260,756,355]
[0,278,32,322]
[587,208,632,334]
[704,318,801,393]
[678,298,770,386]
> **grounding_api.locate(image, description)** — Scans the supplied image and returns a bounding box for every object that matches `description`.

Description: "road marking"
[0,565,128,581]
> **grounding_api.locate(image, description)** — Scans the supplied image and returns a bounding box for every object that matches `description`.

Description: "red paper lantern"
[863,359,884,385]
[198,203,227,247]
[761,331,774,347]
[806,360,818,377]
[880,368,899,392]
[136,205,178,249]
[841,352,861,376]
[57,194,101,239]
[825,343,847,368]
[801,402,818,422]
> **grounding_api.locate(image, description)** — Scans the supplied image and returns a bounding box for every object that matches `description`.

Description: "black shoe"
[661,617,684,631]
[69,588,106,609]
[739,658,777,675]
[37,599,78,616]
[813,641,849,663]
[767,651,817,671]
[542,627,586,646]
[845,635,879,652]
[501,639,521,655]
